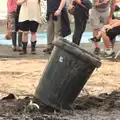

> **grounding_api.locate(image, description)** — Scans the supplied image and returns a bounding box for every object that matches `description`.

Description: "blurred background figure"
[43,0,70,54]
[89,0,116,55]
[7,0,17,51]
[71,0,92,45]
[17,0,41,55]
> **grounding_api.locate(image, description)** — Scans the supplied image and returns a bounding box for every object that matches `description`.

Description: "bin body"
[35,38,101,109]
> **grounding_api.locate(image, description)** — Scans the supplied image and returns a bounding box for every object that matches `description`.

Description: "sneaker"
[104,52,116,58]
[93,47,100,55]
[89,37,101,42]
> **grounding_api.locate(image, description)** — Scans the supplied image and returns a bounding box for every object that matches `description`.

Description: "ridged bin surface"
[34,38,101,109]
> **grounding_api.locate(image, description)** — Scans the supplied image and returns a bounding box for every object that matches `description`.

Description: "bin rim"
[52,38,102,68]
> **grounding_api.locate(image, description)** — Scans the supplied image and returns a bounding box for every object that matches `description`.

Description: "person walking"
[72,0,92,45]
[17,0,41,55]
[43,0,69,54]
[7,0,21,51]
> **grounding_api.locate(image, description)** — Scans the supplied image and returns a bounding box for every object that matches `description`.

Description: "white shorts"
[89,7,110,29]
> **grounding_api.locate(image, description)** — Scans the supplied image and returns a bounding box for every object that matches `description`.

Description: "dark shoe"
[31,41,36,54]
[43,47,53,53]
[12,46,17,51]
[19,50,27,55]
[94,47,100,55]
[89,37,101,42]
[31,49,36,54]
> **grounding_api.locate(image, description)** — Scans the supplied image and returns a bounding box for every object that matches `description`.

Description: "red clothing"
[7,0,17,12]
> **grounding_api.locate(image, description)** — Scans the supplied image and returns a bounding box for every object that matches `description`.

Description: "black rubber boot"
[31,41,36,54]
[11,32,17,51]
[18,32,22,50]
[20,42,28,55]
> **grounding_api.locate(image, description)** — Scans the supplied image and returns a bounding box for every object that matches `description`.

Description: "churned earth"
[0,45,120,120]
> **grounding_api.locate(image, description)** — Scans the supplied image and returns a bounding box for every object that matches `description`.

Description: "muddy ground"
[0,52,120,120]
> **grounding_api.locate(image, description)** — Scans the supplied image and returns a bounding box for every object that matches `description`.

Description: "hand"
[54,9,61,16]
[106,25,113,30]
[68,4,74,9]
[103,24,113,31]
[103,24,110,28]
[40,16,47,25]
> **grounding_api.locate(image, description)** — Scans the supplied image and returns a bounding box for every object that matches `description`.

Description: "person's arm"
[110,20,120,28]
[54,0,67,16]
[74,0,81,5]
[17,0,27,5]
[108,0,116,23]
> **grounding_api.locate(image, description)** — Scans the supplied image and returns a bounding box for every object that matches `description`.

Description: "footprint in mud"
[74,91,120,111]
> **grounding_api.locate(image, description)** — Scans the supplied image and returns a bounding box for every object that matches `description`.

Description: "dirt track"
[0,57,120,119]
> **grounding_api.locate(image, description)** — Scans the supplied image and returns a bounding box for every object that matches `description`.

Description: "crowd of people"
[6,0,120,58]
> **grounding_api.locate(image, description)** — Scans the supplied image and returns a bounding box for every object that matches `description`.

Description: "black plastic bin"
[34,38,102,109]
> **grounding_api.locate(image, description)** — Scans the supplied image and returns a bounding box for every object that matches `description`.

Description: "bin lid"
[52,38,102,68]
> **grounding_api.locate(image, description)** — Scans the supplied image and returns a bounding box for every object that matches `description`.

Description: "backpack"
[81,0,92,10]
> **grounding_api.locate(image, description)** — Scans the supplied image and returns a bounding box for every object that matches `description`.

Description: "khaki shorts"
[7,12,16,32]
[89,8,110,29]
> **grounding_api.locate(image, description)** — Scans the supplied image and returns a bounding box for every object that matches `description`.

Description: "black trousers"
[72,5,89,45]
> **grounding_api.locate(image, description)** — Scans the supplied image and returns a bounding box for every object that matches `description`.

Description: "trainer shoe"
[89,37,101,42]
[104,52,116,58]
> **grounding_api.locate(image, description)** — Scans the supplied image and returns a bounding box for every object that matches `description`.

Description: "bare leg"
[20,31,28,55]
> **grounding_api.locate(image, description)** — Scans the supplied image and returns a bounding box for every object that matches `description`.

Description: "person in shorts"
[100,19,120,58]
[89,0,116,55]
[17,0,41,55]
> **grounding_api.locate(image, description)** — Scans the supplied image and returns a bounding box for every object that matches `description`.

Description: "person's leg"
[11,32,17,51]
[8,12,17,51]
[72,6,88,45]
[30,21,39,54]
[54,14,62,40]
[19,21,29,55]
[101,8,115,54]
[89,8,101,55]
[101,26,120,57]
[101,32,114,57]
[43,14,54,53]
